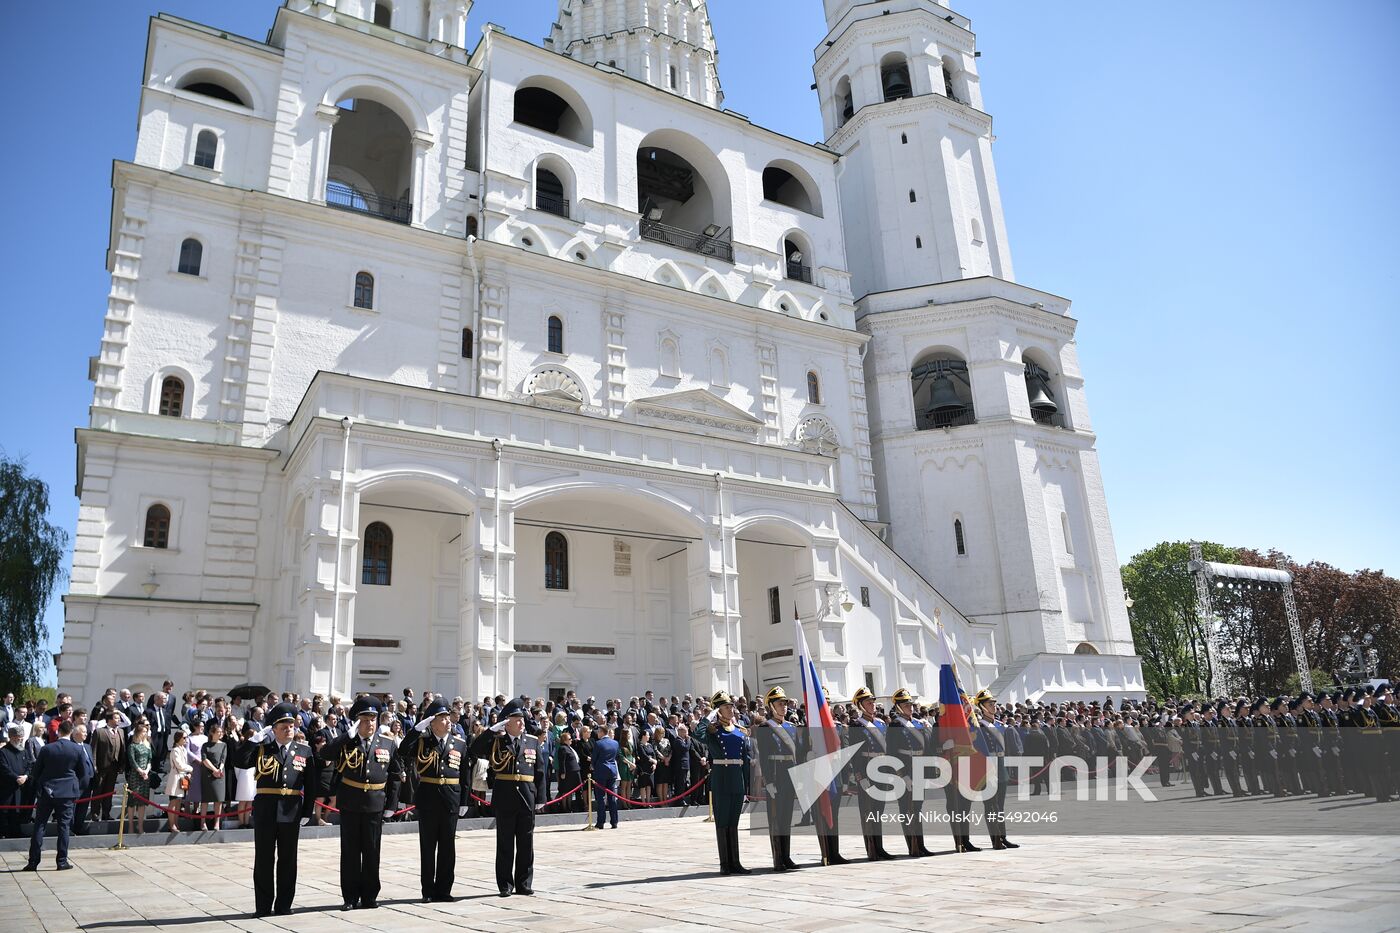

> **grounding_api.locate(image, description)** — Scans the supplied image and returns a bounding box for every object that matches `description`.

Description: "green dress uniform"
[1318,697,1347,796]
[1355,701,1387,802]
[754,687,803,871]
[694,691,751,875]
[229,703,316,918]
[326,697,404,911]
[469,700,547,896]
[887,689,933,857]
[400,700,470,902]
[847,687,892,861]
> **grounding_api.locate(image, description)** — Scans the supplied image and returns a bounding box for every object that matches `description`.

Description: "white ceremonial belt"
[712,759,743,765]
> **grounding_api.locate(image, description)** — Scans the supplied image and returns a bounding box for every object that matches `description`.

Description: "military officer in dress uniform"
[1355,688,1388,802]
[753,687,803,871]
[886,688,933,857]
[232,702,315,918]
[1375,683,1399,800]
[1181,706,1209,796]
[400,700,470,902]
[326,695,403,911]
[848,686,893,861]
[694,691,751,875]
[973,690,1018,851]
[1317,692,1347,796]
[470,698,546,896]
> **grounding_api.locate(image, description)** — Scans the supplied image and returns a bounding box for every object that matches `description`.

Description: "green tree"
[0,454,68,697]
[1121,540,1236,698]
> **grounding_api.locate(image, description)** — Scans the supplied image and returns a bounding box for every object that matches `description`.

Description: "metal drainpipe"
[327,417,352,696]
[492,438,504,696]
[715,472,733,694]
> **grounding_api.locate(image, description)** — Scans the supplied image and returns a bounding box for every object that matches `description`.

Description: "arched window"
[143,504,171,549]
[466,215,479,238]
[806,371,821,404]
[836,76,854,125]
[669,65,678,90]
[1074,642,1100,656]
[372,2,392,28]
[177,238,203,276]
[915,237,923,249]
[901,132,908,145]
[954,518,966,556]
[547,315,564,354]
[193,130,217,169]
[659,336,679,378]
[1061,512,1074,555]
[353,271,374,309]
[178,77,247,107]
[461,327,473,359]
[911,353,974,430]
[784,238,811,283]
[158,376,185,417]
[943,63,957,99]
[545,531,569,590]
[536,168,568,218]
[881,54,913,102]
[970,217,984,245]
[362,522,393,586]
[513,83,591,145]
[909,190,917,203]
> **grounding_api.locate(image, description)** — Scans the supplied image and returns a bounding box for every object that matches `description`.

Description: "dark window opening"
[785,239,811,283]
[763,166,816,214]
[536,168,569,218]
[954,519,966,556]
[353,271,374,309]
[373,2,392,28]
[807,371,821,405]
[901,132,908,144]
[909,190,917,203]
[669,65,678,89]
[193,130,217,169]
[362,522,393,586]
[860,586,871,607]
[545,531,569,590]
[158,376,185,417]
[547,315,563,354]
[181,82,246,107]
[467,215,479,238]
[768,586,781,625]
[461,327,473,359]
[915,236,923,249]
[911,356,975,430]
[514,86,586,143]
[143,504,171,549]
[177,238,203,276]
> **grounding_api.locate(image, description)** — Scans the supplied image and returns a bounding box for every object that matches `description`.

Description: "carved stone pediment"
[629,388,762,439]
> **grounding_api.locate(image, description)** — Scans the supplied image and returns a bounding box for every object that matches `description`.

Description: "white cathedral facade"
[58,0,1145,706]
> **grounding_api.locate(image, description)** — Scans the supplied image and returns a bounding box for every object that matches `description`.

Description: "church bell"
[1027,381,1057,412]
[927,374,964,413]
[882,69,912,101]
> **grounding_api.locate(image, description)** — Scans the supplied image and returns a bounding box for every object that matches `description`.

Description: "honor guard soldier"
[848,686,893,861]
[973,690,1018,851]
[1251,700,1284,796]
[886,688,933,857]
[753,687,803,871]
[232,702,315,917]
[694,691,751,875]
[1295,694,1327,797]
[1317,692,1347,796]
[470,699,546,896]
[1181,706,1209,796]
[326,695,403,911]
[1355,688,1388,802]
[401,700,470,903]
[1376,683,1398,800]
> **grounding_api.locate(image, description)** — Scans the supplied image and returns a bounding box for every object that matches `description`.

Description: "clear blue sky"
[2,2,1397,685]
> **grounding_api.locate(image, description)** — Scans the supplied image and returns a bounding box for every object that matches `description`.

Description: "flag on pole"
[794,615,840,824]
[937,662,987,792]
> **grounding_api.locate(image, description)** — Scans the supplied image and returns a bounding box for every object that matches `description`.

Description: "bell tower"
[546,0,723,108]
[815,0,1011,299]
[827,3,1142,695]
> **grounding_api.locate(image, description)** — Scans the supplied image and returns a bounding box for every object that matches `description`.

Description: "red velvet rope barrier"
[596,775,708,807]
[314,799,417,817]
[0,791,115,811]
[129,791,254,820]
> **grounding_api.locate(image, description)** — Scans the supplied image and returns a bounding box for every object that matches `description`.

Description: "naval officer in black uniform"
[232,702,315,917]
[470,698,546,896]
[400,699,470,902]
[326,695,403,911]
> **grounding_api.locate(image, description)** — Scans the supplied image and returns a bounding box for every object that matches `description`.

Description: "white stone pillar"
[295,470,360,696]
[310,104,339,206]
[459,481,514,698]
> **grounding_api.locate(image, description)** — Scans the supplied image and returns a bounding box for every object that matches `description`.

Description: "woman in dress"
[162,729,193,832]
[618,728,636,806]
[307,733,333,826]
[198,720,228,831]
[635,730,657,804]
[233,723,256,828]
[184,720,206,819]
[125,719,153,835]
[652,726,672,803]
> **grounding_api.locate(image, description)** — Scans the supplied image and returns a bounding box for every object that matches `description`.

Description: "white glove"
[1269,750,1278,760]
[705,708,719,722]
[1312,747,1322,758]
[490,720,509,733]
[765,783,777,797]
[254,725,275,743]
[458,806,468,818]
[383,809,394,819]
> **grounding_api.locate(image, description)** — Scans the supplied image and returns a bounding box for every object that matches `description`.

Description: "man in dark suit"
[25,719,93,870]
[0,692,16,731]
[90,709,125,821]
[590,723,620,829]
[146,693,173,784]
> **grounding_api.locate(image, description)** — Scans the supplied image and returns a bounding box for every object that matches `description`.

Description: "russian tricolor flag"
[938,662,987,792]
[794,616,840,823]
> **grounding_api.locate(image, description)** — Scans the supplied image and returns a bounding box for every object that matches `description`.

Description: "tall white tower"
[546,0,723,108]
[819,1,1141,697]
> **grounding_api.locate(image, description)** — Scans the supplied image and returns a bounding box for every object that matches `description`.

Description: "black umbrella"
[228,682,273,702]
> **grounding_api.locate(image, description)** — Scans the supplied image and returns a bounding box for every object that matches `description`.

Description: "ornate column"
[310,104,340,205]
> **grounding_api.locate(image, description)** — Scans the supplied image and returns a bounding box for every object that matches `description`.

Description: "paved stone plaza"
[3,813,1397,933]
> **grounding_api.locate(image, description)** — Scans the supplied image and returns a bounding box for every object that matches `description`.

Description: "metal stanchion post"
[110,788,130,851]
[583,775,597,830]
[704,787,715,823]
